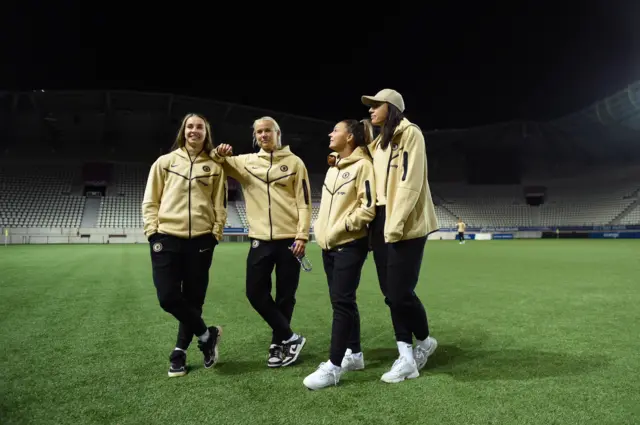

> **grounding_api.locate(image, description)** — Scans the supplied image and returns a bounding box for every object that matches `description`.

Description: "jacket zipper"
[266,152,273,240]
[188,158,194,239]
[324,164,340,250]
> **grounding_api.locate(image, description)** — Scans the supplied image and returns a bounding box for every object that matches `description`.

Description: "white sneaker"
[303,362,340,390]
[414,336,438,370]
[380,356,419,383]
[341,352,365,373]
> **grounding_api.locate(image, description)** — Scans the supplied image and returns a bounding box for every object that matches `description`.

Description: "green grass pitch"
[1,240,639,425]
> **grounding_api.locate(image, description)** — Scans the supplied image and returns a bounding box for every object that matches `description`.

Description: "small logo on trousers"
[252,240,260,248]
[152,242,163,252]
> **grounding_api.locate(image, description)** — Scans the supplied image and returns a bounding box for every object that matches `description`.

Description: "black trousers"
[458,232,464,241]
[150,233,217,350]
[322,237,368,366]
[371,206,430,344]
[246,238,301,344]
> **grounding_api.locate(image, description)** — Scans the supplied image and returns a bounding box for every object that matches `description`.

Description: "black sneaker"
[197,326,222,368]
[268,344,283,368]
[281,335,306,367]
[168,350,187,378]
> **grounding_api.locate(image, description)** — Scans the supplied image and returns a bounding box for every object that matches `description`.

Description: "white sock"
[198,329,210,342]
[397,342,414,361]
[345,348,353,356]
[283,333,299,344]
[327,360,341,371]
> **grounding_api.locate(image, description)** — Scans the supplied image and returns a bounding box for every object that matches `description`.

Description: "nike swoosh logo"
[171,164,178,167]
[199,248,210,253]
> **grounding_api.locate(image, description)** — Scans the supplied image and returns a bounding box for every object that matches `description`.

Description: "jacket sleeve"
[346,161,376,232]
[386,126,426,243]
[209,149,249,184]
[294,160,312,241]
[141,158,165,238]
[211,166,228,241]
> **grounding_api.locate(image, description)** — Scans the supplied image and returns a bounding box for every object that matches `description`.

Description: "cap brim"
[361,95,383,106]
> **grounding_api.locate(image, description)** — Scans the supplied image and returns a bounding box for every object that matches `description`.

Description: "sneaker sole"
[303,378,338,391]
[380,370,419,384]
[267,361,283,368]
[204,326,223,369]
[281,337,306,367]
[168,369,187,378]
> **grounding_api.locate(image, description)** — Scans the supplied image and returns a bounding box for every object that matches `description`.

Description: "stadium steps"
[226,202,244,228]
[530,205,541,226]
[81,197,101,228]
[437,203,460,222]
[611,198,640,225]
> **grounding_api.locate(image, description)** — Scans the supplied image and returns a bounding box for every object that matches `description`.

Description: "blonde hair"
[171,113,214,153]
[252,116,282,149]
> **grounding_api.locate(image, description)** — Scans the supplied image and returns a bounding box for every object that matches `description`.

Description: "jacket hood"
[327,146,372,169]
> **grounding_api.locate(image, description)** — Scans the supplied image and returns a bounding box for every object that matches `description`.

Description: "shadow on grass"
[213,351,328,375]
[361,336,609,382]
[428,346,609,381]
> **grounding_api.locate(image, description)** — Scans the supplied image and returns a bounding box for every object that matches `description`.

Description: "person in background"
[212,116,310,368]
[457,218,466,244]
[361,88,439,383]
[303,119,376,390]
[142,113,227,377]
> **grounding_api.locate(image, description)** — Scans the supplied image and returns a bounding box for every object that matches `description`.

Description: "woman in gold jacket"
[302,119,376,390]
[142,113,226,378]
[212,117,309,369]
[361,88,439,384]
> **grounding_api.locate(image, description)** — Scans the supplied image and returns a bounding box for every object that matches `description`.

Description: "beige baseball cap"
[361,88,405,112]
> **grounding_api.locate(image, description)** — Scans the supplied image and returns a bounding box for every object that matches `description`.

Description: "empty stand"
[310,174,323,201]
[235,201,249,228]
[619,203,640,225]
[1,160,638,232]
[97,196,143,228]
[0,163,84,228]
[538,179,637,226]
[96,163,146,228]
[435,184,533,227]
[225,202,244,228]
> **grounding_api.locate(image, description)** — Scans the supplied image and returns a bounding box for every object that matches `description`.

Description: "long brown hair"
[171,113,214,153]
[379,103,404,149]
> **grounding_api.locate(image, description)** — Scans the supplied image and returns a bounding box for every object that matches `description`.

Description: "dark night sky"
[2,1,639,131]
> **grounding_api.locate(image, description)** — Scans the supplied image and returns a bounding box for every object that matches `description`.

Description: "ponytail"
[341,118,374,159]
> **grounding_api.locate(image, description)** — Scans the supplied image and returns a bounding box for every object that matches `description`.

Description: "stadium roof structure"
[548,80,640,158]
[422,80,640,164]
[2,82,639,167]
[0,90,334,163]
